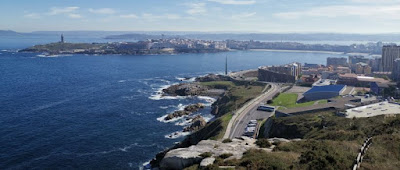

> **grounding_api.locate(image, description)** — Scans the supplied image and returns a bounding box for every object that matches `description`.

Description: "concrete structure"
[391,58,400,81]
[337,73,389,87]
[258,63,301,83]
[303,85,347,101]
[349,55,369,65]
[304,63,322,69]
[321,71,339,79]
[345,101,400,118]
[369,57,381,72]
[60,34,64,43]
[370,82,389,95]
[312,79,337,86]
[276,97,365,117]
[354,62,372,75]
[381,45,400,72]
[327,57,347,67]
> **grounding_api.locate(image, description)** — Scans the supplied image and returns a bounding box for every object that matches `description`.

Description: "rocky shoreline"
[164,103,205,121]
[160,74,230,137]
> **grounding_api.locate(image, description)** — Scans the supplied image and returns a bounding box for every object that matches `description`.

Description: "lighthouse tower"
[61,34,64,43]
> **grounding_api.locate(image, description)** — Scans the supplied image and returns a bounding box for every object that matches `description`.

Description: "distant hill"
[0,30,23,36]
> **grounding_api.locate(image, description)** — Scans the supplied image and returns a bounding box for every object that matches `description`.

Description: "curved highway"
[228,83,282,139]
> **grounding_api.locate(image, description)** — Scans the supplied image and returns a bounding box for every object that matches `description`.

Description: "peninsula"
[19,34,390,56]
[19,37,229,55]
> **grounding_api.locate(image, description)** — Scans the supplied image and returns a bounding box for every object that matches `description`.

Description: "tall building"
[381,45,400,72]
[258,62,302,83]
[369,57,381,72]
[327,57,347,67]
[392,58,400,81]
[355,62,372,75]
[349,55,369,65]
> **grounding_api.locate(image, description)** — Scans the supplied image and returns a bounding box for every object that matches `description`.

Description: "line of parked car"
[243,120,258,138]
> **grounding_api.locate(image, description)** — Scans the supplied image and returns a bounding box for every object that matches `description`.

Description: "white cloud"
[24,13,41,19]
[207,0,256,5]
[48,7,79,15]
[274,5,400,20]
[350,0,400,3]
[88,8,116,14]
[186,3,207,15]
[68,14,82,19]
[142,13,181,20]
[231,12,256,19]
[119,14,138,19]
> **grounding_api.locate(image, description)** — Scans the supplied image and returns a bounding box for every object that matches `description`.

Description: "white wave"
[141,161,152,170]
[157,103,188,123]
[77,143,159,156]
[197,96,217,105]
[175,118,193,126]
[1,50,7,52]
[176,103,186,110]
[148,84,171,100]
[118,80,127,83]
[202,113,215,123]
[157,114,182,123]
[165,131,191,139]
[176,77,196,82]
[37,54,71,58]
[159,105,173,109]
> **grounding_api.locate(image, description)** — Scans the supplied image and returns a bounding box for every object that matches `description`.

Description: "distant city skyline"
[1,0,400,33]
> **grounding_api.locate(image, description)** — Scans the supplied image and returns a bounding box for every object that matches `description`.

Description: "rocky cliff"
[160,137,257,169]
[164,103,205,121]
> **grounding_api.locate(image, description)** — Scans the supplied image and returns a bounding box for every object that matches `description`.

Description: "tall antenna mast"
[225,56,228,75]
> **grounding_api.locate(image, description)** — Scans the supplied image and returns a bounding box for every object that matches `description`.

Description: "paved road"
[229,83,283,139]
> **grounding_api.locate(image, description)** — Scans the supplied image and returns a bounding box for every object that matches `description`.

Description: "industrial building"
[303,85,347,101]
[345,102,400,118]
[258,62,301,83]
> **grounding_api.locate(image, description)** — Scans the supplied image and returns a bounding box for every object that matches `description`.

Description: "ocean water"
[0,35,348,169]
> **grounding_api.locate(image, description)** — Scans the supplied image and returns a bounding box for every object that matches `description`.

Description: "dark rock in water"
[162,83,208,96]
[183,116,207,132]
[195,74,233,82]
[164,103,205,121]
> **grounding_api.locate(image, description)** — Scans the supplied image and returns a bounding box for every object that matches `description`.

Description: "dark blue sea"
[0,34,347,169]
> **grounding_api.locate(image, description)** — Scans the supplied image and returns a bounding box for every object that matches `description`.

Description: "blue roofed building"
[303,85,347,101]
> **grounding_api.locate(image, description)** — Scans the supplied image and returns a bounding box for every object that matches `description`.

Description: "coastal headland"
[150,67,400,169]
[19,38,385,56]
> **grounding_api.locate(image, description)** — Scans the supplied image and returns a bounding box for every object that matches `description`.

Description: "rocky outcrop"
[165,103,205,121]
[195,74,233,82]
[162,83,208,96]
[183,116,207,132]
[200,157,215,167]
[160,137,257,170]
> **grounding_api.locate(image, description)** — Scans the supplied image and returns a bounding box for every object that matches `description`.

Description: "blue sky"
[1,0,400,33]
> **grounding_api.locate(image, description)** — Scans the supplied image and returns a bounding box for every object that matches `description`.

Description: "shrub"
[222,138,233,143]
[219,153,234,159]
[256,139,272,148]
[200,152,213,158]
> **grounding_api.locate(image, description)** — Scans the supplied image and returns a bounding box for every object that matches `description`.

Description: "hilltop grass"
[28,42,104,51]
[208,112,400,169]
[270,93,327,109]
[209,113,233,140]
